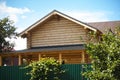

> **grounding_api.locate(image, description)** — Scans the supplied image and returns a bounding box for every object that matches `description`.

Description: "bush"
[25,58,65,80]
[83,28,120,80]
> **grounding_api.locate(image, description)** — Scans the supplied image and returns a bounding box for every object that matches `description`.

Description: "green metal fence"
[0,66,30,80]
[0,64,91,80]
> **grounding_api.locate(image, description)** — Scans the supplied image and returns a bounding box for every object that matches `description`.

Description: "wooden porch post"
[38,53,41,61]
[11,56,14,66]
[59,53,62,64]
[0,56,2,66]
[18,54,22,65]
[82,51,85,63]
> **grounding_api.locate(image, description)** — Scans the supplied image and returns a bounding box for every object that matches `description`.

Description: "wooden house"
[0,10,120,66]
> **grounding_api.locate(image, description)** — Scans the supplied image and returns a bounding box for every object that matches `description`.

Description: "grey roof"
[19,10,120,37]
[14,44,85,53]
[88,21,120,33]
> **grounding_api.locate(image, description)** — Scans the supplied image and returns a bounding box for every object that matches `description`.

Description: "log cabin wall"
[27,32,31,49]
[27,16,89,48]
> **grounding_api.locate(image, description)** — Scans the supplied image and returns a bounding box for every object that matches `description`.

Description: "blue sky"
[0,0,120,50]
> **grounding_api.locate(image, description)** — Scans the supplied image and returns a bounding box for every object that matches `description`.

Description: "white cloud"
[14,37,26,50]
[64,11,110,22]
[0,1,29,50]
[0,1,30,23]
[5,37,26,50]
[16,27,25,33]
[21,15,27,19]
[13,26,27,50]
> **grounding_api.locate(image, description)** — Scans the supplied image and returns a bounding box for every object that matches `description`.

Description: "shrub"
[83,28,120,80]
[25,58,65,80]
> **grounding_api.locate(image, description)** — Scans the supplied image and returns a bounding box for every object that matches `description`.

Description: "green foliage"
[0,17,17,52]
[83,28,120,80]
[25,58,65,80]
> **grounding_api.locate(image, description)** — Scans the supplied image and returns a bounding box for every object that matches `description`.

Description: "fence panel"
[0,66,30,80]
[0,64,91,80]
[61,64,82,80]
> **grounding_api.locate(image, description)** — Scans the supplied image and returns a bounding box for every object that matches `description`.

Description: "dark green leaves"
[25,58,65,80]
[83,27,120,80]
[0,17,17,52]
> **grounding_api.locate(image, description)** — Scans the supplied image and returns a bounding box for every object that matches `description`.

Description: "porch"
[0,44,91,66]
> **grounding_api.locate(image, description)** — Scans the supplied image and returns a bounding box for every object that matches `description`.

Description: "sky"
[0,0,120,50]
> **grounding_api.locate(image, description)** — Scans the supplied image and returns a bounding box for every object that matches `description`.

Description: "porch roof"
[14,44,85,53]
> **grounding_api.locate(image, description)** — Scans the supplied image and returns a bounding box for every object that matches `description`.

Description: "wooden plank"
[59,53,62,64]
[0,56,2,66]
[28,17,88,47]
[18,54,22,65]
[27,32,31,49]
[11,56,14,66]
[38,53,41,61]
[81,51,85,63]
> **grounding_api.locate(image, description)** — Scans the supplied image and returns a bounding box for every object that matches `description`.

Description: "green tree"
[83,28,120,80]
[25,58,65,80]
[0,17,17,52]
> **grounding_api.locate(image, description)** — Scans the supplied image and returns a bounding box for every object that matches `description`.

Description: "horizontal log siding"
[29,16,88,47]
[27,33,31,49]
